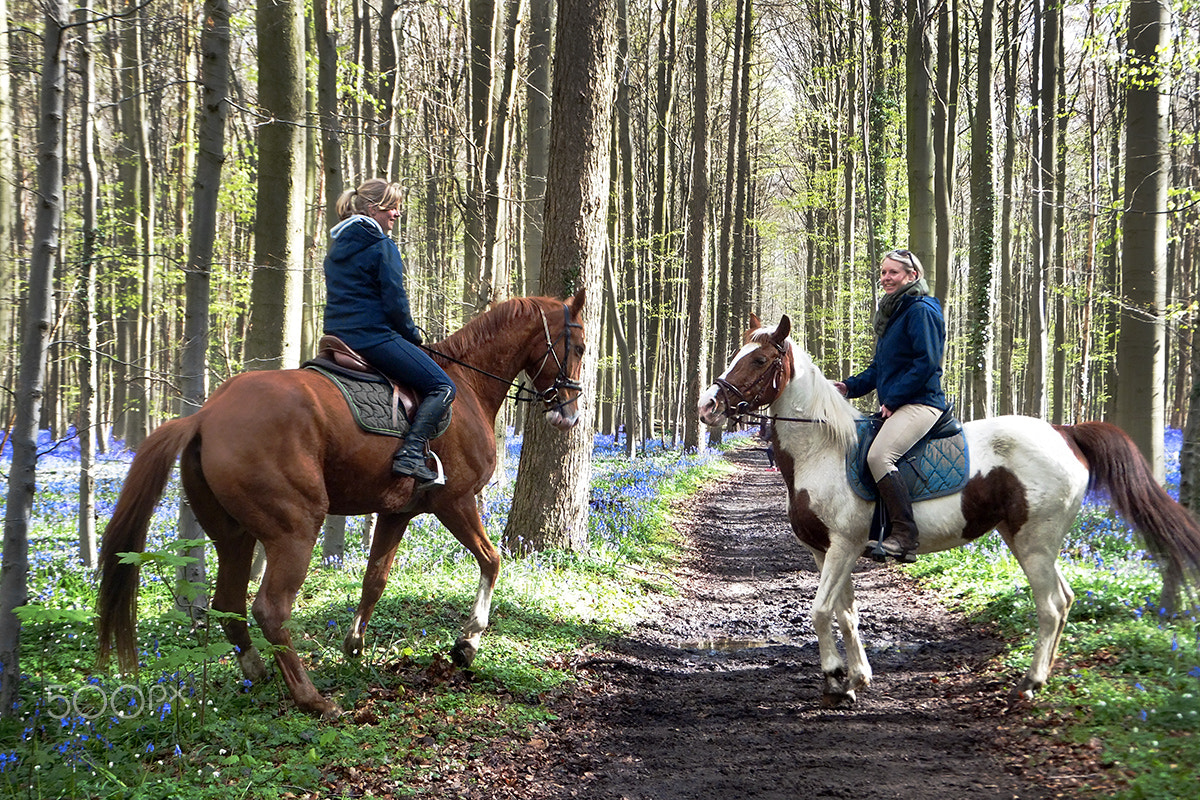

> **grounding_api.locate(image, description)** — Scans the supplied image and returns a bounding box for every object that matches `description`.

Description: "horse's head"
[525,288,587,430]
[699,314,793,426]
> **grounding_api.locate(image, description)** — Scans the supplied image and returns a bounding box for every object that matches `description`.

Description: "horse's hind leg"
[210,531,268,683]
[1004,523,1075,698]
[252,537,339,719]
[179,449,267,682]
[344,513,413,658]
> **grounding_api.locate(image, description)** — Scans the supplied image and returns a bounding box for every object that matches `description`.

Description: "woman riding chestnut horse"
[99,290,587,718]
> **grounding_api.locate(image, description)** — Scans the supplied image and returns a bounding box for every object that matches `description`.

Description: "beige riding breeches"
[866,403,943,481]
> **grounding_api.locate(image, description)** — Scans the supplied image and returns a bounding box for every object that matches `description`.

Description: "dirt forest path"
[469,447,1089,800]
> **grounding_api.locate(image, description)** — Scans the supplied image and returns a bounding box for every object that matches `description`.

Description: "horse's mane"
[778,340,862,454]
[436,296,549,361]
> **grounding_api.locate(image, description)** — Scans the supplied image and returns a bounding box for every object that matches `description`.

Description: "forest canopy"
[0,0,1196,453]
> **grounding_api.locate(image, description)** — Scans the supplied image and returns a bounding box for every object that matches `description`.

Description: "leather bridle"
[421,301,583,416]
[525,303,584,416]
[712,340,786,419]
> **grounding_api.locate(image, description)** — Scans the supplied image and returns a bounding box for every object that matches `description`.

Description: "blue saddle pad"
[846,411,969,502]
[303,361,451,439]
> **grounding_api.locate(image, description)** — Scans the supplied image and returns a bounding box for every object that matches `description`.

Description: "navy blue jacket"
[842,294,948,412]
[323,216,422,349]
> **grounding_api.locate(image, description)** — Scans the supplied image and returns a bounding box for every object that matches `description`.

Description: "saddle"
[302,335,452,440]
[845,406,969,503]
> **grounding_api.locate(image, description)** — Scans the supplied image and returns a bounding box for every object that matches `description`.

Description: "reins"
[726,407,830,426]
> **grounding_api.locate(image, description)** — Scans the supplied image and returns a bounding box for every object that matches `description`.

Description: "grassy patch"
[1,436,728,799]
[909,496,1200,799]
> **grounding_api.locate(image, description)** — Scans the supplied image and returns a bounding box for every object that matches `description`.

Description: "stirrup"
[876,536,918,564]
[391,449,445,485]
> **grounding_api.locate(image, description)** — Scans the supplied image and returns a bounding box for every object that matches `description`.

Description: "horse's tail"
[97,415,202,671]
[1056,420,1200,597]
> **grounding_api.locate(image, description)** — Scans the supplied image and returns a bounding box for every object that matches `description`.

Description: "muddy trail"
[461,447,1107,800]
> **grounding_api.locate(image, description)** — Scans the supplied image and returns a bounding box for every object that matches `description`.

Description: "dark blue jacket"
[322,216,422,349]
[842,294,948,412]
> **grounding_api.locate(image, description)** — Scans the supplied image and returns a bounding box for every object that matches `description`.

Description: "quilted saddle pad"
[845,410,969,503]
[303,361,452,440]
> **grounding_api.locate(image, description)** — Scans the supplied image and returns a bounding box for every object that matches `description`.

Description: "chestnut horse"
[99,291,587,718]
[699,314,1200,707]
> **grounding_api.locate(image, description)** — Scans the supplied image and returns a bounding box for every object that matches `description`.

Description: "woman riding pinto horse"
[701,314,1200,707]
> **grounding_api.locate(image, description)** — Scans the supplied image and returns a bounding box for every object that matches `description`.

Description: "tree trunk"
[905,0,934,257]
[931,0,957,302]
[710,0,746,448]
[615,0,640,455]
[524,0,554,294]
[683,0,709,452]
[997,0,1019,416]
[376,0,400,180]
[0,0,13,387]
[1,0,68,718]
[503,0,614,553]
[1116,0,1170,478]
[865,0,888,263]
[77,0,100,570]
[175,0,232,618]
[645,0,679,441]
[113,3,152,447]
[245,0,307,372]
[480,0,524,309]
[967,0,995,421]
[464,0,497,315]
[315,0,343,226]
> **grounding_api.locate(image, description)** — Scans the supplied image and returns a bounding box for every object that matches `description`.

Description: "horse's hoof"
[1008,683,1036,706]
[343,633,364,659]
[820,690,856,709]
[449,641,477,669]
[236,647,269,683]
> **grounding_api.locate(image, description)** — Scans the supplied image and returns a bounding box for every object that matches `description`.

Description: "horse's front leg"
[436,498,501,668]
[344,513,412,658]
[811,544,864,707]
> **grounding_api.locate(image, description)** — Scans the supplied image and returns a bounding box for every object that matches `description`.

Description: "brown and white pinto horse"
[99,291,587,718]
[699,314,1200,707]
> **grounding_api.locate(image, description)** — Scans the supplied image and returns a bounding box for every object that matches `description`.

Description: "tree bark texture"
[246,0,307,371]
[503,0,615,553]
[1116,0,1170,478]
[1,0,68,718]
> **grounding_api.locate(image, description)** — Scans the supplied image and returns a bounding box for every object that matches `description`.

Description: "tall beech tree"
[503,0,615,553]
[683,0,709,452]
[244,0,307,371]
[1116,0,1171,478]
[1,0,69,718]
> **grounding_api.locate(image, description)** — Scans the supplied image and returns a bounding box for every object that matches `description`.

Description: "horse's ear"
[774,314,792,343]
[749,313,763,331]
[568,286,586,315]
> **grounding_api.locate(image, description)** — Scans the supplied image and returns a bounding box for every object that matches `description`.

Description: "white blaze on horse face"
[699,340,764,424]
[698,383,722,425]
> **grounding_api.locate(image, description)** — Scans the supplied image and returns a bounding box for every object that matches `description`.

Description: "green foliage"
[909,500,1200,799]
[2,444,722,799]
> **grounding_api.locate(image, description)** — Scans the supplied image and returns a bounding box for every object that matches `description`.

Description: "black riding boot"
[875,471,919,563]
[392,386,454,483]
